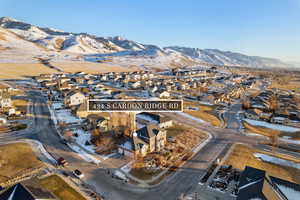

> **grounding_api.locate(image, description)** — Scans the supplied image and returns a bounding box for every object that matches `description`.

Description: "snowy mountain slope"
[0,16,295,69]
[166,46,292,68]
[0,17,120,54]
[109,36,146,51]
[0,27,47,62]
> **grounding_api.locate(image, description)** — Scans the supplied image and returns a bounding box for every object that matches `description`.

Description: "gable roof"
[132,134,148,151]
[237,166,266,200]
[0,180,57,200]
[136,124,161,143]
[237,166,300,200]
[66,91,84,98]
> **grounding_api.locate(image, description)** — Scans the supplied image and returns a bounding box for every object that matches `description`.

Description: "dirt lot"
[39,175,86,200]
[0,143,44,183]
[224,144,300,183]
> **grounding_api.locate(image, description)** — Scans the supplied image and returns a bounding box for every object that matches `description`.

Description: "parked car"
[57,157,68,167]
[73,169,84,179]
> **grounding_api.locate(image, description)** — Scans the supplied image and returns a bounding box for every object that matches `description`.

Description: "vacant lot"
[269,79,300,90]
[243,121,300,140]
[0,143,44,183]
[39,175,86,200]
[224,144,300,183]
[186,110,222,127]
[243,121,280,137]
[184,101,222,126]
[12,99,28,112]
[166,124,186,137]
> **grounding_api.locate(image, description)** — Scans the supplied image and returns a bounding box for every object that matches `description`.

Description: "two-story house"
[64,91,86,107]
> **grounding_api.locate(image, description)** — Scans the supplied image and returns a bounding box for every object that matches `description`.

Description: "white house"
[64,91,86,107]
[132,81,141,89]
[159,91,170,99]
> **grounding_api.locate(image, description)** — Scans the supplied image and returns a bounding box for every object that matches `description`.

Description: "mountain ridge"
[0,16,295,69]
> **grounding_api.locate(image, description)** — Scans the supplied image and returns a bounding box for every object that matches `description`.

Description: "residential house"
[119,124,167,158]
[136,112,173,129]
[136,124,167,153]
[86,114,109,132]
[64,91,86,107]
[0,179,57,200]
[158,91,170,99]
[132,81,141,89]
[0,92,12,108]
[58,81,72,91]
[237,166,300,200]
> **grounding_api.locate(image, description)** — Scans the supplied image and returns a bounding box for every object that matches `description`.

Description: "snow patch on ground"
[244,132,268,139]
[136,114,159,124]
[244,119,300,133]
[279,138,300,145]
[52,102,63,110]
[72,129,96,153]
[254,153,300,170]
[56,109,82,124]
[68,144,100,164]
[277,184,300,200]
[120,162,132,173]
[114,170,128,181]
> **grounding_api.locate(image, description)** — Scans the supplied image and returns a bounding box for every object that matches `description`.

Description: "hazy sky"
[1,0,300,62]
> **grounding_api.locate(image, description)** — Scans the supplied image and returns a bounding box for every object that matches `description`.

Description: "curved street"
[1,86,300,200]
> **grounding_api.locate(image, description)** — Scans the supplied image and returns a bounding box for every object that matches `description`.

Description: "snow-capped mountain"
[165,46,292,69]
[0,16,295,69]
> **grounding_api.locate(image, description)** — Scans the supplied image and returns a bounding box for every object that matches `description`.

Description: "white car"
[73,169,84,179]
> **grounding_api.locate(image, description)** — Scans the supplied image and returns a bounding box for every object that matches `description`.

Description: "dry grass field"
[0,32,6,41]
[224,144,300,183]
[186,110,222,127]
[184,101,222,126]
[0,63,58,79]
[0,62,138,79]
[269,76,300,90]
[12,99,28,107]
[0,143,44,183]
[39,175,86,200]
[243,121,300,140]
[243,121,280,137]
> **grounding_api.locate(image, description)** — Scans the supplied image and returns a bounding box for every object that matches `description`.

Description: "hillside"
[0,16,295,69]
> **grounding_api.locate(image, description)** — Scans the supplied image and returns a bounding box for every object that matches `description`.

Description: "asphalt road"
[2,87,300,200]
[24,90,230,200]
